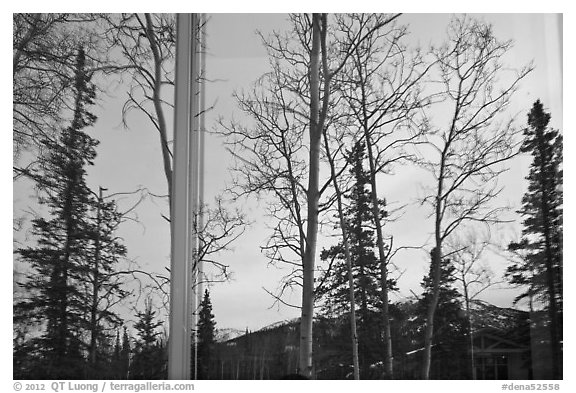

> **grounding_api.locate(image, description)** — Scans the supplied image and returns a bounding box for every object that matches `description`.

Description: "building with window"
[472,327,531,379]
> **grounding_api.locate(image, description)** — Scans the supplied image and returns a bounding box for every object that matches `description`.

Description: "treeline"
[14,299,169,380]
[196,293,531,380]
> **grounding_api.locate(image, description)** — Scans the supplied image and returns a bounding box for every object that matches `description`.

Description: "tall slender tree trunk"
[356,205,369,377]
[342,208,360,380]
[299,13,322,379]
[89,186,104,369]
[462,279,476,379]
[58,178,74,360]
[363,131,394,379]
[422,150,447,379]
[322,133,360,380]
[422,247,442,380]
[144,13,172,217]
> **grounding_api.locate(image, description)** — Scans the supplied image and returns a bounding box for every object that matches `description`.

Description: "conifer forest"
[13,13,563,381]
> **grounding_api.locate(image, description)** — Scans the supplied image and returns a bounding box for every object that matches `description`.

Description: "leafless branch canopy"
[419,15,533,253]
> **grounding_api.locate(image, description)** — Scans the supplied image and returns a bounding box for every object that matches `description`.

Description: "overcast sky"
[10,13,563,334]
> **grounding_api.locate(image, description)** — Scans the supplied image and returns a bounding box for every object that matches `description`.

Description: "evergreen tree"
[120,327,131,379]
[195,289,217,379]
[14,48,128,379]
[111,330,122,378]
[388,300,420,379]
[413,250,468,379]
[131,300,165,379]
[506,100,563,378]
[14,47,99,379]
[110,327,131,379]
[318,141,394,377]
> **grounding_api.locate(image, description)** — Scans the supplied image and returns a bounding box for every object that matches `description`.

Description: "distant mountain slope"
[470,299,529,331]
[215,328,245,343]
[211,300,532,379]
[469,300,530,346]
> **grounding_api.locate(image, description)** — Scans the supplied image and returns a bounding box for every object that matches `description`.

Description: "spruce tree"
[131,300,164,379]
[196,289,216,379]
[111,330,122,378]
[414,250,467,379]
[318,141,393,377]
[110,327,131,379]
[14,47,99,379]
[14,48,128,379]
[120,327,131,379]
[506,100,563,378]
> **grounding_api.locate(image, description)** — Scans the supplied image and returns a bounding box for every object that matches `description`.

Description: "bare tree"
[223,13,406,378]
[194,199,248,285]
[101,13,176,215]
[334,13,428,378]
[221,51,312,303]
[102,15,247,324]
[321,123,360,379]
[110,196,246,318]
[298,13,326,378]
[221,14,330,377]
[417,15,532,379]
[447,232,504,379]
